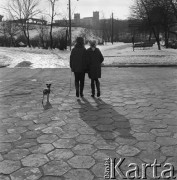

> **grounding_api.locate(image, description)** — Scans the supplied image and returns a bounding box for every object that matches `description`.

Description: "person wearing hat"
[70,37,87,97]
[87,40,104,97]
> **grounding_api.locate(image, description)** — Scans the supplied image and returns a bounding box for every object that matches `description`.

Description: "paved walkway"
[0,67,177,180]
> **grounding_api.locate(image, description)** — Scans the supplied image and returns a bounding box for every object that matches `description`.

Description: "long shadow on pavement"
[78,97,135,146]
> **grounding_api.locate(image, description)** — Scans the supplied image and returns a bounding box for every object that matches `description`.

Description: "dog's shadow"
[42,101,52,110]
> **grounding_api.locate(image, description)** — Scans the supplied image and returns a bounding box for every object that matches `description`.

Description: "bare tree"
[99,13,112,43]
[5,21,19,46]
[169,0,177,19]
[0,22,8,46]
[36,16,48,48]
[47,0,59,49]
[131,0,161,50]
[0,15,19,47]
[6,0,40,47]
[131,0,177,49]
[152,0,175,48]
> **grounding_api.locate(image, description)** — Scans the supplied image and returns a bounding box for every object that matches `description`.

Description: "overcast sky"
[0,0,134,20]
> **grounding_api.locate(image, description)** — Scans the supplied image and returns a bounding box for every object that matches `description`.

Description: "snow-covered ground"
[0,43,177,68]
[0,47,70,68]
[101,43,177,65]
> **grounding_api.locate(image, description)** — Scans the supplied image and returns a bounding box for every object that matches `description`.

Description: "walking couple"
[70,37,104,98]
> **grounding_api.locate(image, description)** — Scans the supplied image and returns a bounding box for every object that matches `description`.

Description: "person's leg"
[74,72,79,97]
[95,79,100,97]
[79,73,85,97]
[91,79,95,97]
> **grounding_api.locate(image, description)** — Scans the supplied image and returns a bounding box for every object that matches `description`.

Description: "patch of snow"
[0,43,177,68]
[0,47,70,68]
[98,43,177,65]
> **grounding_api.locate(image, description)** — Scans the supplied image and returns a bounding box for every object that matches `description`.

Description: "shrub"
[58,35,67,50]
[15,61,32,67]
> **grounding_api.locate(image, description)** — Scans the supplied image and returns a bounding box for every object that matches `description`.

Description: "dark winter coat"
[70,46,87,73]
[86,47,104,79]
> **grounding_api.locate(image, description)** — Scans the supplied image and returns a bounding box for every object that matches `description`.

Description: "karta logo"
[104,158,176,179]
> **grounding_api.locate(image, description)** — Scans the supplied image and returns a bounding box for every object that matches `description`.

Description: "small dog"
[42,83,51,105]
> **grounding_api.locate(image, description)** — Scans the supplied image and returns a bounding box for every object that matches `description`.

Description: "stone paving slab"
[0,67,177,179]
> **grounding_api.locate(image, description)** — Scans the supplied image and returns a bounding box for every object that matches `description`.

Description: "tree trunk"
[152,27,161,50]
[50,2,55,49]
[27,26,31,47]
[164,26,169,48]
[148,30,152,41]
[27,35,31,47]
[25,33,31,47]
[50,23,53,49]
[23,26,31,47]
[65,28,68,49]
[10,34,14,47]
[41,36,45,48]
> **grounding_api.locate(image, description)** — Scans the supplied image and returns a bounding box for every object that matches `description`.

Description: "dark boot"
[76,91,79,97]
[80,73,85,97]
[75,81,79,97]
[80,81,84,97]
[80,90,84,97]
[91,79,95,97]
[96,79,100,97]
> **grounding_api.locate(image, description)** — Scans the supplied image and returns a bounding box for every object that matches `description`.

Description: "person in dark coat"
[70,37,87,97]
[87,40,104,97]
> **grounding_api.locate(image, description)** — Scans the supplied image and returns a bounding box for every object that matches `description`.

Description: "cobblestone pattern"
[0,68,177,180]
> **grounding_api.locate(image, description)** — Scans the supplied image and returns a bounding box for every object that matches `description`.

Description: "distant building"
[80,17,93,27]
[93,11,99,26]
[55,11,100,28]
[27,18,47,25]
[76,11,100,27]
[74,13,80,25]
[0,15,3,22]
[10,18,47,25]
[55,19,68,26]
